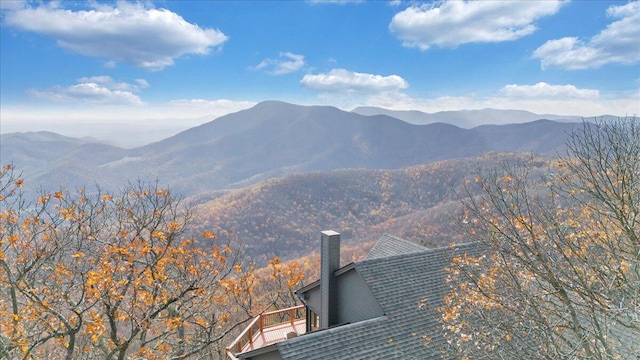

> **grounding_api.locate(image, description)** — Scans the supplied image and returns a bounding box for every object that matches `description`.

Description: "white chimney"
[320,230,340,329]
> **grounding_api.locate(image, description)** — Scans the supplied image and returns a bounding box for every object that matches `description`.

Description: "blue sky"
[1,0,639,145]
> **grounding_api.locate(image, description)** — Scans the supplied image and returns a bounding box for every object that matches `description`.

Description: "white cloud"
[533,1,640,69]
[4,1,228,70]
[28,76,147,105]
[301,69,408,93]
[104,60,117,69]
[249,52,305,75]
[135,79,150,88]
[300,69,410,110]
[166,99,256,117]
[499,82,599,99]
[0,0,25,10]
[389,1,564,50]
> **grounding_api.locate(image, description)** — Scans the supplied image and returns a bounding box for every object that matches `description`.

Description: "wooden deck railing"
[225,305,305,359]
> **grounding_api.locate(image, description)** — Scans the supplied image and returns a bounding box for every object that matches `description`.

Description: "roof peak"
[365,233,427,260]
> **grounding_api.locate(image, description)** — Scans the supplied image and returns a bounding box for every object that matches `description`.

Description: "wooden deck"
[243,318,306,351]
[226,305,306,359]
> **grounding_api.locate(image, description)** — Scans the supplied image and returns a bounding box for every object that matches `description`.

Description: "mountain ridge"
[1,101,585,197]
[351,106,612,128]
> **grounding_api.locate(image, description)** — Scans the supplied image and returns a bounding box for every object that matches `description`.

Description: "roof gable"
[356,242,480,315]
[366,234,427,259]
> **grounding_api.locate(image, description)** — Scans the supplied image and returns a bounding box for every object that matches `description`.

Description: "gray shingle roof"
[366,234,428,260]
[276,241,483,359]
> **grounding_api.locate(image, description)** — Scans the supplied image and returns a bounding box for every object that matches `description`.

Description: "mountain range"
[1,100,586,197]
[351,106,594,128]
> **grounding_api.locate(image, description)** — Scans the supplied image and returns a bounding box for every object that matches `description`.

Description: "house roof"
[366,234,428,260]
[275,241,483,359]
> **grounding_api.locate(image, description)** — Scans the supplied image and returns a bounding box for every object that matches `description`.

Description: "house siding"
[336,268,384,324]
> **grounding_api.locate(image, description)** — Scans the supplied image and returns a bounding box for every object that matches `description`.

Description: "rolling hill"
[192,152,554,266]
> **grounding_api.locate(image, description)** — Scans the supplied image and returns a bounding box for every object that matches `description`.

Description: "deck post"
[289,308,295,327]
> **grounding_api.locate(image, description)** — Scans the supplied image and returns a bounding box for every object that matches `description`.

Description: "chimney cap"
[321,230,340,236]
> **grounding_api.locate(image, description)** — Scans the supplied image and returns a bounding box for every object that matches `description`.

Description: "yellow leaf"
[168,221,181,232]
[269,256,280,265]
[202,231,216,239]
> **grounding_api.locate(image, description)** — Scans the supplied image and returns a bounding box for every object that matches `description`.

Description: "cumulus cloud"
[28,76,147,105]
[499,82,599,99]
[533,1,640,69]
[249,52,306,75]
[389,1,564,50]
[301,69,408,93]
[300,69,410,109]
[4,1,228,70]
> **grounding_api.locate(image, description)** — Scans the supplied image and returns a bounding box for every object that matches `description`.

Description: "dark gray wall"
[336,268,384,324]
[304,285,321,315]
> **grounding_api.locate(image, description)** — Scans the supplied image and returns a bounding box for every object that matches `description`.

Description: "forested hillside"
[193,152,554,266]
